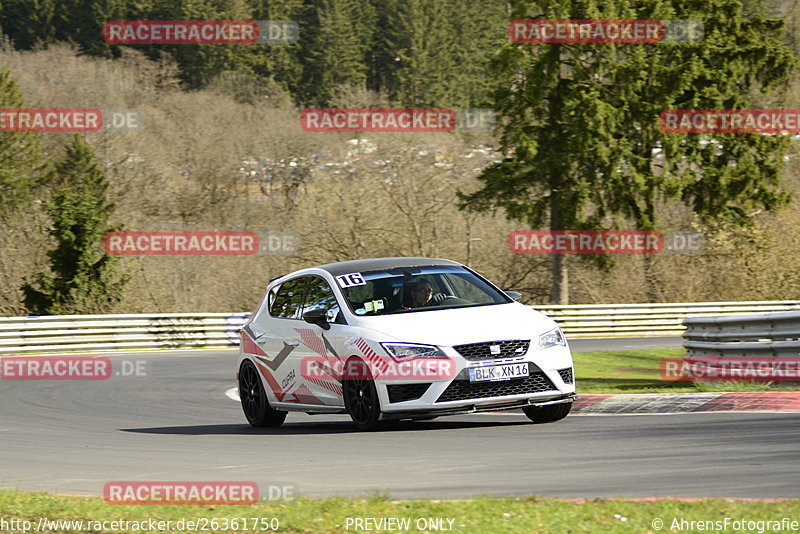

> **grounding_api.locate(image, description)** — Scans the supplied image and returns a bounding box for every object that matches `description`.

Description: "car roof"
[315,257,462,277]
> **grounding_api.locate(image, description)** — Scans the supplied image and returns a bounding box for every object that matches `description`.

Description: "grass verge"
[1,490,799,533]
[572,348,800,394]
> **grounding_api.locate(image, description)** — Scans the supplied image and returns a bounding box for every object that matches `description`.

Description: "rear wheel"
[343,357,383,431]
[522,402,572,423]
[239,360,287,427]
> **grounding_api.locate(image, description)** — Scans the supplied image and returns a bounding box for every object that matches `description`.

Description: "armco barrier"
[1,301,800,355]
[538,301,800,338]
[683,311,800,358]
[0,313,249,355]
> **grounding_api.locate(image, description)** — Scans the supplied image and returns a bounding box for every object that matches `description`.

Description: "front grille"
[453,340,530,361]
[558,368,574,384]
[435,371,556,403]
[387,383,431,403]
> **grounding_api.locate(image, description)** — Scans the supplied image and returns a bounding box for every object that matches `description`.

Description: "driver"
[406,278,446,308]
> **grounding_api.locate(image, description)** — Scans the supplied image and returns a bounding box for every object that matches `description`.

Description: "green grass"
[573,348,800,394]
[1,490,799,533]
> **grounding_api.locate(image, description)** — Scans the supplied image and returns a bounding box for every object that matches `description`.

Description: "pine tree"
[0,69,44,212]
[22,135,128,314]
[142,0,256,89]
[459,0,795,303]
[58,0,132,58]
[446,0,507,107]
[384,0,506,107]
[0,0,58,50]
[296,0,376,105]
[0,0,131,57]
[246,0,307,103]
[605,0,795,300]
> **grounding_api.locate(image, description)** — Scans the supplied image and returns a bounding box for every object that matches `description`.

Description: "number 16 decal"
[336,272,366,288]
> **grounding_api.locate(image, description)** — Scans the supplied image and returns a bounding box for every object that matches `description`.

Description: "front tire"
[239,360,287,427]
[522,402,572,423]
[343,357,383,431]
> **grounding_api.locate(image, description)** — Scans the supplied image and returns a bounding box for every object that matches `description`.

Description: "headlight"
[380,343,447,361]
[538,327,566,350]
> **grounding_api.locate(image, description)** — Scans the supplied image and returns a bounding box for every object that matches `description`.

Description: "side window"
[447,274,484,301]
[301,277,343,324]
[269,277,308,319]
[267,286,278,310]
[446,273,499,304]
[250,286,275,324]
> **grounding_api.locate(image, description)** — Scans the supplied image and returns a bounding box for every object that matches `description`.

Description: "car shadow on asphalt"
[119,418,534,435]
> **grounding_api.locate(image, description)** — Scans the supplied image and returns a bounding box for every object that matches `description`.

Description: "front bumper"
[381,392,578,419]
[378,354,575,414]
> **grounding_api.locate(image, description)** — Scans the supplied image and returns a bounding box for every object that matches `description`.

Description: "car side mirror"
[504,290,522,301]
[302,307,330,329]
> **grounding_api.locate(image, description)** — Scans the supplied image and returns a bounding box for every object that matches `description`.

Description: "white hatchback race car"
[236,257,576,430]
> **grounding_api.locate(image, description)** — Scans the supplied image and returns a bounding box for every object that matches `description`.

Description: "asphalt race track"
[1,337,799,499]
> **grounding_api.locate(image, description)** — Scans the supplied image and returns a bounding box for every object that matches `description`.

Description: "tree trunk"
[643,181,658,303]
[549,190,569,304]
[547,52,570,305]
[643,253,659,303]
[550,253,569,304]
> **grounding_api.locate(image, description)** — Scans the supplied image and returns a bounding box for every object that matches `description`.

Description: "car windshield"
[336,265,510,316]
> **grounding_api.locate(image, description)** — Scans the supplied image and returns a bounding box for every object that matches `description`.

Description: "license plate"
[468,363,529,382]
